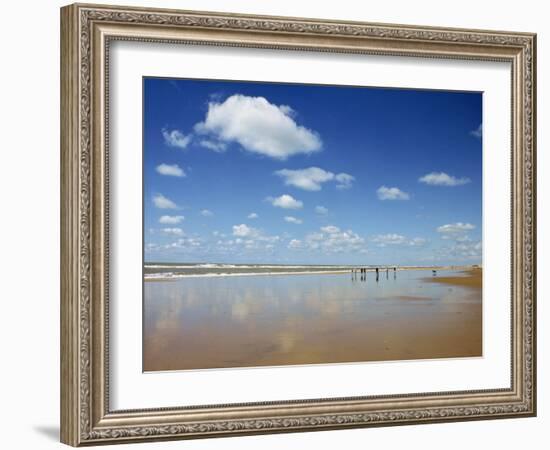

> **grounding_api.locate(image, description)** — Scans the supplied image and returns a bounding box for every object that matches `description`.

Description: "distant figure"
[432,269,437,276]
[393,267,397,272]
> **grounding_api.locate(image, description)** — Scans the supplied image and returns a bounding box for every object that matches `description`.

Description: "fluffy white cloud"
[156,163,185,177]
[453,241,482,258]
[146,236,205,254]
[267,194,303,209]
[247,212,258,219]
[438,241,482,260]
[437,223,477,249]
[371,233,407,246]
[288,239,302,249]
[470,123,482,139]
[159,215,184,224]
[437,222,475,234]
[232,224,258,238]
[371,234,428,247]
[275,167,333,191]
[200,209,214,217]
[315,205,328,215]
[274,167,354,191]
[419,172,470,186]
[409,237,428,247]
[302,226,366,254]
[284,216,303,224]
[199,140,227,152]
[446,235,472,242]
[164,237,203,251]
[144,242,161,253]
[335,173,355,190]
[376,186,410,200]
[229,224,280,251]
[162,128,191,149]
[161,227,184,236]
[194,94,322,160]
[153,194,178,209]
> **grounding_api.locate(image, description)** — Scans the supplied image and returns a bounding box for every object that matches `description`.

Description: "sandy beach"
[424,268,482,289]
[143,267,482,371]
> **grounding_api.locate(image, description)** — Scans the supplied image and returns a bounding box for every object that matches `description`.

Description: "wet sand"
[424,268,482,289]
[144,269,482,371]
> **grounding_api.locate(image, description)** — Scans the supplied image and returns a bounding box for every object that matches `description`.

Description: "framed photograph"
[60,3,536,446]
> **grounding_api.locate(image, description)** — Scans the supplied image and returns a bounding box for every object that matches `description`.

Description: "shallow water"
[143,270,482,371]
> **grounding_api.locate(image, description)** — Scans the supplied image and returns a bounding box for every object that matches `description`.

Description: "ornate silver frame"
[60,3,536,446]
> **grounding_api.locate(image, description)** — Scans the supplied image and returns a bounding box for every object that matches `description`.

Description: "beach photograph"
[143,78,482,372]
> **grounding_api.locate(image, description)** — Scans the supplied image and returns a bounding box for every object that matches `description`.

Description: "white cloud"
[232,224,258,238]
[156,163,185,177]
[144,242,160,253]
[377,186,410,200]
[453,241,482,258]
[199,140,227,152]
[194,94,322,160]
[470,123,482,139]
[409,237,428,247]
[438,241,482,260]
[275,167,334,191]
[372,233,407,246]
[419,172,470,186]
[200,209,214,217]
[247,212,258,219]
[275,167,333,191]
[288,239,302,249]
[335,173,355,190]
[437,222,475,234]
[153,194,178,209]
[447,235,472,242]
[274,167,354,191]
[284,216,303,224]
[159,215,184,224]
[267,194,303,209]
[321,225,340,234]
[162,128,191,149]
[437,223,477,248]
[230,224,279,251]
[371,234,428,247]
[302,226,366,254]
[163,237,203,251]
[161,227,184,236]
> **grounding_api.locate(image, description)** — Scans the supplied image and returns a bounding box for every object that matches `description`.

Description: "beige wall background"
[0,1,546,449]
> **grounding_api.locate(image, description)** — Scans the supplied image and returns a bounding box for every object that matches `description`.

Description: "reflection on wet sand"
[143,269,482,371]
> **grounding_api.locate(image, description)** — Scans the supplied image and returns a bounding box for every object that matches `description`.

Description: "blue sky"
[143,77,482,265]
